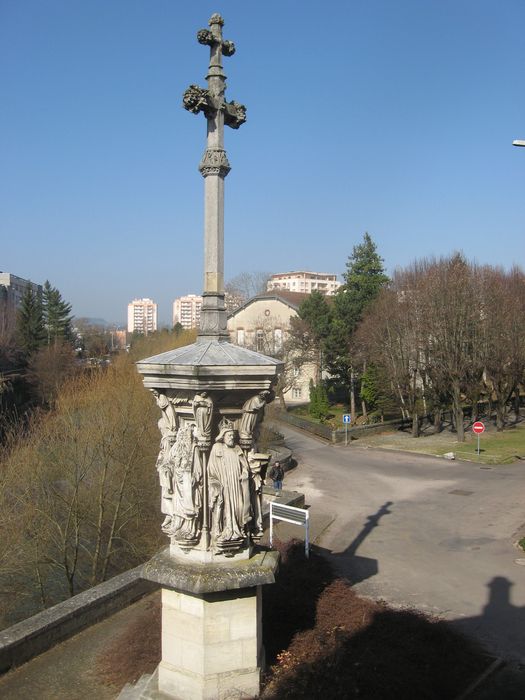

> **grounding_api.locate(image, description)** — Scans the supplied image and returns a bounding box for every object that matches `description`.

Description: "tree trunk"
[495,401,506,432]
[412,411,420,438]
[471,397,479,423]
[514,388,521,420]
[350,369,356,419]
[452,384,465,442]
[433,408,443,433]
[361,398,368,423]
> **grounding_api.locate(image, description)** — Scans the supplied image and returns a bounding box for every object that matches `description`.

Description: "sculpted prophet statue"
[192,391,213,448]
[168,424,203,546]
[239,391,271,448]
[208,418,252,553]
[153,391,179,532]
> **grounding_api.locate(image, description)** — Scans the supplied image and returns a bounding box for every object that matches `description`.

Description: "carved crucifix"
[183,14,246,342]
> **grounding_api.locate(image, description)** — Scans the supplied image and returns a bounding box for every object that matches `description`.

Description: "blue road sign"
[343,414,351,424]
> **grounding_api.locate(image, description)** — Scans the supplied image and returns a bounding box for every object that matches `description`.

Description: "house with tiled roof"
[227,291,316,404]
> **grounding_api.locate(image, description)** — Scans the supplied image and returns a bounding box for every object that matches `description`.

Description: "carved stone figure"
[168,424,202,546]
[208,419,252,553]
[247,450,270,540]
[192,391,214,448]
[239,391,271,448]
[153,391,179,531]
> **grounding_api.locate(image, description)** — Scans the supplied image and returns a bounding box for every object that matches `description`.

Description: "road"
[276,423,525,663]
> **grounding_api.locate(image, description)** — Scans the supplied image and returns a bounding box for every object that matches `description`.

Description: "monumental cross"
[183,13,246,342]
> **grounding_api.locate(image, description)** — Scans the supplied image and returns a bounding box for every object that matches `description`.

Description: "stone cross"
[183,13,246,342]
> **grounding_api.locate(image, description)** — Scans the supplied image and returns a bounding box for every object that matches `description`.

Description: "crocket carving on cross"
[183,13,246,341]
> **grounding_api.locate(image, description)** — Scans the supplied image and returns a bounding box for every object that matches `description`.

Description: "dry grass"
[93,542,491,699]
[263,541,490,699]
[357,421,525,465]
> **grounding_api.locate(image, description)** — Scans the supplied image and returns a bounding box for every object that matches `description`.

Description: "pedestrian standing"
[269,460,284,495]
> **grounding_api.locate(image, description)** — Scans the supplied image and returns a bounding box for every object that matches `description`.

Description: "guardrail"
[275,410,410,443]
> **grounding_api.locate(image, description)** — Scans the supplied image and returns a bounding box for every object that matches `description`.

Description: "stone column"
[183,13,245,343]
[142,547,278,700]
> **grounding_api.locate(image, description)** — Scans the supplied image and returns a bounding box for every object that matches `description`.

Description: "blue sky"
[1,1,524,325]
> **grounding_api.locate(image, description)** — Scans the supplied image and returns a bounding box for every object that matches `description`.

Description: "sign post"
[270,502,310,558]
[472,421,485,455]
[343,414,351,445]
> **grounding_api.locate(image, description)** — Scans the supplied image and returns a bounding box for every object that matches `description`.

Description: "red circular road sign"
[472,421,485,434]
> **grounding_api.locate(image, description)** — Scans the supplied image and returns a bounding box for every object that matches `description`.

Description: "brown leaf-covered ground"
[95,540,491,698]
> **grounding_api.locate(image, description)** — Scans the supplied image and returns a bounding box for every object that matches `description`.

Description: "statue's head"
[215,417,236,443]
[224,430,235,447]
[155,392,169,409]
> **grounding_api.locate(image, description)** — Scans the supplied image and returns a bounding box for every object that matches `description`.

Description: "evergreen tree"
[342,232,390,317]
[42,281,73,345]
[299,291,332,340]
[309,381,330,422]
[325,233,389,407]
[297,291,333,382]
[16,286,45,356]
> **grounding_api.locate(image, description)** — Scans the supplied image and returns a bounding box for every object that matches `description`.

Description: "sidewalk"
[0,593,159,700]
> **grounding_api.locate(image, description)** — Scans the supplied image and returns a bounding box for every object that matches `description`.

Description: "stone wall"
[0,566,158,674]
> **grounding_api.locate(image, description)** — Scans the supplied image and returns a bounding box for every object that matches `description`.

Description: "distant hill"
[73,317,116,328]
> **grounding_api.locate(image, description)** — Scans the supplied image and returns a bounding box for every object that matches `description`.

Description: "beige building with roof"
[227,291,317,405]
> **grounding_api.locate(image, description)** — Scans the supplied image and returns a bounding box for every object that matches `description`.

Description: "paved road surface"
[277,423,525,664]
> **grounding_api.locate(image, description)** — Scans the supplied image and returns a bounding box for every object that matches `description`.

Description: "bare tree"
[480,266,525,430]
[26,341,78,407]
[355,280,425,437]
[225,271,272,312]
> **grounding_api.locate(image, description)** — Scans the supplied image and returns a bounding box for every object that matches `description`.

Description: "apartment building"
[0,272,42,331]
[172,294,202,330]
[127,298,157,335]
[267,271,341,296]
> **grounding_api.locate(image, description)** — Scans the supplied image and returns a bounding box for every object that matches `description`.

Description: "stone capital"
[199,148,231,177]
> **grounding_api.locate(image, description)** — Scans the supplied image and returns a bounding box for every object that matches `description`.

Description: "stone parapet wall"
[0,566,158,674]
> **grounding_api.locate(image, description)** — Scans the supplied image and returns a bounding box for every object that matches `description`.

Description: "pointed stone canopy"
[137,341,281,392]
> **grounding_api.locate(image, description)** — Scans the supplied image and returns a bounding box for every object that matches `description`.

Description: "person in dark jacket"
[269,461,284,494]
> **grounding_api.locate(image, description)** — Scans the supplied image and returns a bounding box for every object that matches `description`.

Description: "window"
[292,387,302,399]
[293,366,300,378]
[237,329,245,346]
[256,329,264,352]
[274,328,282,352]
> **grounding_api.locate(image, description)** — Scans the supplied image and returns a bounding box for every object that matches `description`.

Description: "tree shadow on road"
[263,502,525,698]
[328,500,393,585]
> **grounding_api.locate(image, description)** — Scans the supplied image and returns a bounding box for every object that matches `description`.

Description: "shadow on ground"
[262,501,525,699]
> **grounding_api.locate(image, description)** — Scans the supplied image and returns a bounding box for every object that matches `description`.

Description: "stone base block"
[155,586,263,699]
[157,661,260,700]
[139,548,279,699]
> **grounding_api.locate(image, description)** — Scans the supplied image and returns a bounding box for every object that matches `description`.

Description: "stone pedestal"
[142,548,279,700]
